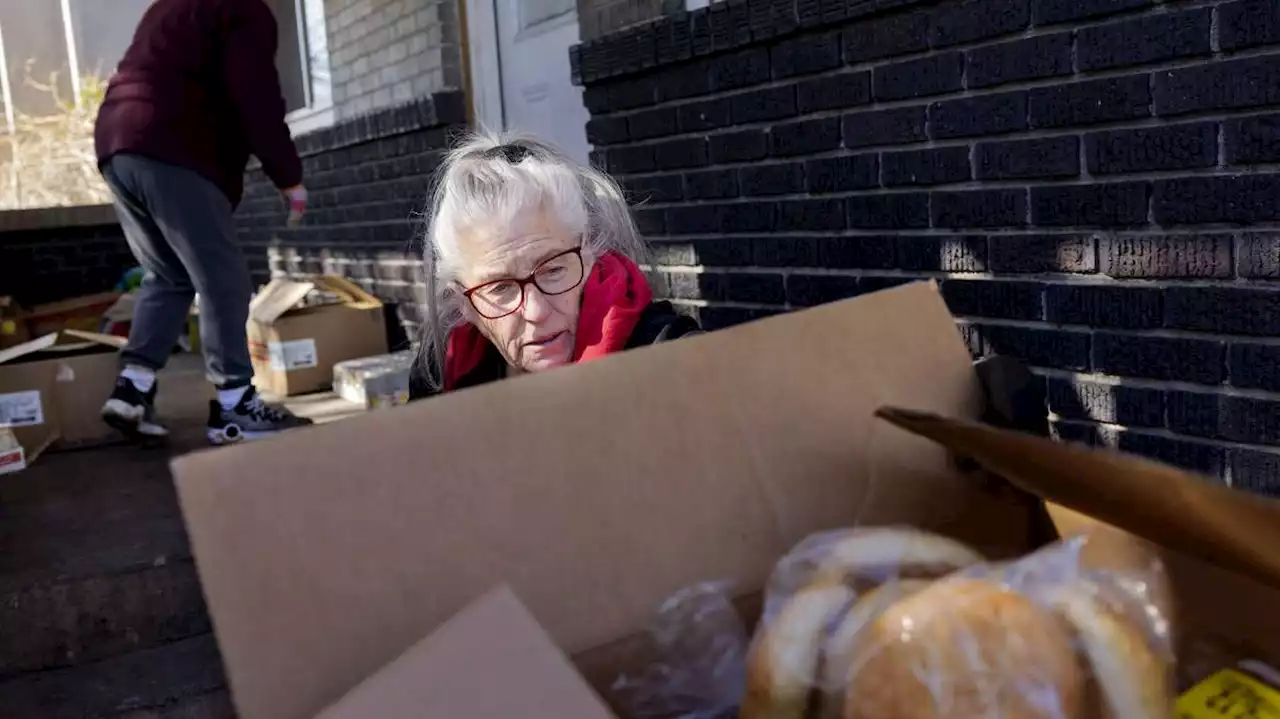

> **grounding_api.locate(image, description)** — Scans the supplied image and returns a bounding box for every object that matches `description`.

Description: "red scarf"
[443,251,652,390]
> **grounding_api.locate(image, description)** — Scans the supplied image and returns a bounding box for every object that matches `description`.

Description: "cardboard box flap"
[312,275,381,308]
[876,407,1280,589]
[59,329,127,350]
[0,330,124,365]
[174,281,1042,719]
[0,333,60,365]
[316,586,616,719]
[249,279,316,324]
[249,276,382,325]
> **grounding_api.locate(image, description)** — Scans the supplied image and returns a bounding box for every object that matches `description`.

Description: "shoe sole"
[206,425,287,446]
[103,399,170,443]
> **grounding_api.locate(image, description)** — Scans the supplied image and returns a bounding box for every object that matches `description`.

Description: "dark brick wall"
[575,0,1280,495]
[234,91,468,340]
[0,207,132,306]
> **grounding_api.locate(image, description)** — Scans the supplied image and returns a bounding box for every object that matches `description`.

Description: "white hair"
[415,129,650,392]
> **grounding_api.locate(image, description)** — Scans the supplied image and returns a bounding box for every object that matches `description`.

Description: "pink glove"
[283,185,308,227]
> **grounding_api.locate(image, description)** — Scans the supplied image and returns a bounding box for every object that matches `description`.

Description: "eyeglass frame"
[459,247,586,320]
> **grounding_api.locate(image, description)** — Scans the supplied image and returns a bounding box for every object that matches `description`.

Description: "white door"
[487,0,591,164]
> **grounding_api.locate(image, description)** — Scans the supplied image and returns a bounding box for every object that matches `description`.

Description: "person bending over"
[95,0,312,444]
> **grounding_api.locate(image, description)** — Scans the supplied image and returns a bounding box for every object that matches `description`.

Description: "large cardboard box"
[0,329,127,464]
[0,335,63,470]
[46,332,128,449]
[246,276,387,396]
[317,587,615,719]
[172,282,1280,719]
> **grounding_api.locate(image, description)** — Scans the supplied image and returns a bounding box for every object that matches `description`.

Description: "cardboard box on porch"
[246,276,387,396]
[45,331,128,449]
[171,282,1280,719]
[0,329,127,466]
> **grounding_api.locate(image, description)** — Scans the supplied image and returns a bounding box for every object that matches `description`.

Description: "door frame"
[463,0,505,132]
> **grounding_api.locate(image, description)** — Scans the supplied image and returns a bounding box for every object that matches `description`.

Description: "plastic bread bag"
[612,581,749,719]
[740,526,1176,719]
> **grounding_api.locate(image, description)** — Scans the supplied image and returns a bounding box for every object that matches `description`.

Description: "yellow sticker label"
[1178,669,1280,719]
[1,319,15,335]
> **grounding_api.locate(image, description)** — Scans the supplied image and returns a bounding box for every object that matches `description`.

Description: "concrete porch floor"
[0,353,367,718]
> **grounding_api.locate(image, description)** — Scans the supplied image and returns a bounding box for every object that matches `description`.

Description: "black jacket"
[408,301,700,400]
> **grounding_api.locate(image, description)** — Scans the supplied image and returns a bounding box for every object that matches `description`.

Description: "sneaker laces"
[242,393,291,422]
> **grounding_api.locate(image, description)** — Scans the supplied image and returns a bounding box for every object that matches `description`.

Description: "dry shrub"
[0,65,111,210]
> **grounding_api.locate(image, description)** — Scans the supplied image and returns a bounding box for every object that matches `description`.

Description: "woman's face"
[455,207,587,374]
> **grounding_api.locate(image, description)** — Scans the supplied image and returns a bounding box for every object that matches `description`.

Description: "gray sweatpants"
[102,154,254,389]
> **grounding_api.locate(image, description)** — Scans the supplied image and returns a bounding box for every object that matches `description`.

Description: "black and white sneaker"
[206,385,314,445]
[101,376,169,441]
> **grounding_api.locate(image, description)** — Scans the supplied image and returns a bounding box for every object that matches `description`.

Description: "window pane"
[0,2,73,116]
[266,0,308,113]
[520,0,576,30]
[301,0,330,109]
[69,0,152,79]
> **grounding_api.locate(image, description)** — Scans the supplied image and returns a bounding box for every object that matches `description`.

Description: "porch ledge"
[0,204,117,233]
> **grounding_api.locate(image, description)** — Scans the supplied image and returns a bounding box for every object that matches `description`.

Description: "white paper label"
[0,446,25,475]
[0,390,43,428]
[268,339,318,371]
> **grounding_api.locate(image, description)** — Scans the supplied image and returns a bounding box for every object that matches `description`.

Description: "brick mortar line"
[1036,366,1280,402]
[666,297,783,310]
[244,169,442,194]
[955,315,1280,346]
[652,297,1280,346]
[618,164,1280,208]
[594,104,1279,166]
[646,266,1280,289]
[240,200,420,218]
[335,3,444,50]
[601,109,1280,176]
[576,0,1176,85]
[643,226,1280,237]
[1050,416,1280,458]
[640,220,1280,238]
[236,218,417,229]
[587,36,1280,124]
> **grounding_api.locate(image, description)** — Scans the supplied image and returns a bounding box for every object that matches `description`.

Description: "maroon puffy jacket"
[95,0,302,207]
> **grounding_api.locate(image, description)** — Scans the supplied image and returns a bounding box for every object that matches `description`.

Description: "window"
[269,0,335,134]
[0,0,332,209]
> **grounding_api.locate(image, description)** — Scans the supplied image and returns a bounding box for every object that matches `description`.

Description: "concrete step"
[0,421,213,679]
[116,691,234,719]
[0,559,210,677]
[0,634,228,719]
[0,439,208,678]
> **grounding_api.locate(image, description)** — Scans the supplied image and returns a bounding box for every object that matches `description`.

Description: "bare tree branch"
[0,64,110,210]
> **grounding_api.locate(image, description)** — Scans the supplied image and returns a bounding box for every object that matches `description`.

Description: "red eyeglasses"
[461,248,586,320]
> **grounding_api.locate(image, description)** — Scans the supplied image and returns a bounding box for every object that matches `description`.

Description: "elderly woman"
[409,133,701,398]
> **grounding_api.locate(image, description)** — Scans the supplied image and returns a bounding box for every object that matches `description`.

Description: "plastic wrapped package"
[332,351,414,409]
[613,582,749,719]
[741,527,1175,719]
